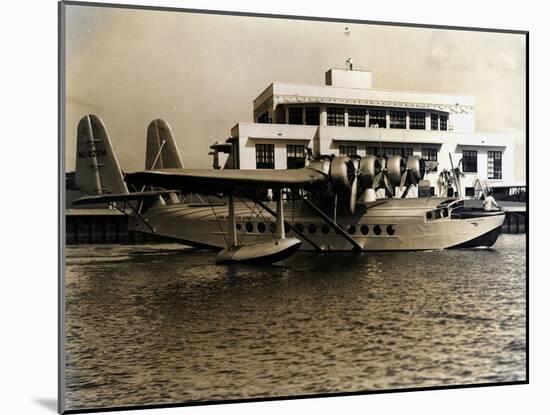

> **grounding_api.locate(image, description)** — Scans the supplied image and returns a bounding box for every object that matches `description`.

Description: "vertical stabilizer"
[145,119,184,170]
[75,114,129,195]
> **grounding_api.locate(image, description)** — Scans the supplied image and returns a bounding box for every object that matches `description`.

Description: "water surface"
[64,235,526,410]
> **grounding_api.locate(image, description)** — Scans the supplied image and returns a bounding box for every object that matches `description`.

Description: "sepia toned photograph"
[59,1,527,413]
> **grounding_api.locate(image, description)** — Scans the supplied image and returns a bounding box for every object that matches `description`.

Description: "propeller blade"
[372,173,382,190]
[349,175,358,214]
[383,174,394,196]
[399,170,407,192]
[353,158,360,181]
[408,169,417,186]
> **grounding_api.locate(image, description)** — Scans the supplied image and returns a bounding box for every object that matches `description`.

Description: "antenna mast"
[344,26,352,70]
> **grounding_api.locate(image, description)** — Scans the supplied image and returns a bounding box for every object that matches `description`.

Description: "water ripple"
[64,235,526,410]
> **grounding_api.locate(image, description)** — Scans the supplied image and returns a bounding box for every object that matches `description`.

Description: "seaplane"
[72,114,505,264]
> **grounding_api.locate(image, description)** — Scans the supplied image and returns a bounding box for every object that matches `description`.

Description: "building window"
[288,107,303,125]
[465,187,475,197]
[275,109,285,124]
[409,112,426,130]
[462,150,477,173]
[422,148,437,171]
[440,114,448,131]
[366,146,380,156]
[339,145,357,156]
[385,147,413,157]
[257,111,270,123]
[369,109,387,128]
[287,145,305,169]
[305,107,320,125]
[348,108,366,127]
[422,148,437,161]
[390,111,406,129]
[431,113,439,130]
[256,144,275,169]
[327,107,345,126]
[488,151,502,179]
[366,146,412,157]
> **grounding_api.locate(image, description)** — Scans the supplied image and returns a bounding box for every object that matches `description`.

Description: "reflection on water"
[64,235,526,410]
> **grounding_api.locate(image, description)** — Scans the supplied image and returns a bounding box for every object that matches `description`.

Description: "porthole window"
[387,225,396,235]
[284,223,291,234]
[257,222,266,233]
[308,224,317,234]
[245,222,254,233]
[426,212,433,220]
[373,225,382,235]
[347,225,356,235]
[360,224,369,235]
[236,223,242,230]
[321,224,330,234]
[295,223,304,233]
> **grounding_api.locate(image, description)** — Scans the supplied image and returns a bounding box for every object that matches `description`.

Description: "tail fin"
[145,119,184,170]
[75,114,129,195]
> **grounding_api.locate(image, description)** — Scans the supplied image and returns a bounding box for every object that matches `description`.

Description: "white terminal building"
[212,67,516,197]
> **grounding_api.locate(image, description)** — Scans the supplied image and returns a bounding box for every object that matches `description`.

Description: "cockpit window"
[426,209,448,221]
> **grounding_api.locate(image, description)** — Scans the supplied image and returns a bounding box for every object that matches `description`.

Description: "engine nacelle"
[329,155,352,193]
[405,156,426,183]
[386,156,407,186]
[358,155,381,189]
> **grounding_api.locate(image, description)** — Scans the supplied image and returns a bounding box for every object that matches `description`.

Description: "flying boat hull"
[130,197,505,252]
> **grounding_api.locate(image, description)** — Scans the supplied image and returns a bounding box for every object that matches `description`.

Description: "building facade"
[215,68,515,197]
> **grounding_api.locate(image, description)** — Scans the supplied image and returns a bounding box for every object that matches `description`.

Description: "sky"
[64,4,526,179]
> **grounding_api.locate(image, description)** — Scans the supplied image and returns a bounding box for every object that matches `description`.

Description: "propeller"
[348,157,360,214]
[326,154,429,212]
[399,156,427,195]
[327,155,362,214]
[399,167,419,192]
[372,157,395,197]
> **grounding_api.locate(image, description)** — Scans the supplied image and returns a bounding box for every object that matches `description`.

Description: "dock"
[65,209,171,244]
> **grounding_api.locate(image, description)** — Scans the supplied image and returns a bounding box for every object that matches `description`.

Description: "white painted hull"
[129,198,505,251]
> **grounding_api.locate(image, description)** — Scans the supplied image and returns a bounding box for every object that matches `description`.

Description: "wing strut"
[227,193,237,248]
[275,189,285,240]
[254,199,323,252]
[302,198,362,251]
[215,190,302,264]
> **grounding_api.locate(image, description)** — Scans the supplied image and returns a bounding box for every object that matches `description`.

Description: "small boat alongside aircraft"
[72,114,505,263]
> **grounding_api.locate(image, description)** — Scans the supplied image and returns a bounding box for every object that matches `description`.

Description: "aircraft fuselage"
[129,197,504,251]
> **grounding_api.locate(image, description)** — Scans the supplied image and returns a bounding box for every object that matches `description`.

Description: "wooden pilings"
[65,213,170,244]
[502,212,526,234]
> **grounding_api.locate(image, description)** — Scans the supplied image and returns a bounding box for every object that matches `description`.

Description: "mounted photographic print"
[59,1,528,413]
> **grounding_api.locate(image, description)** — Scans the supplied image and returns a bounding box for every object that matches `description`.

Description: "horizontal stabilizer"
[72,190,180,206]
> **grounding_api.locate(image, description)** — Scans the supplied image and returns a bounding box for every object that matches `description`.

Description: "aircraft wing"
[72,190,180,206]
[124,167,327,193]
